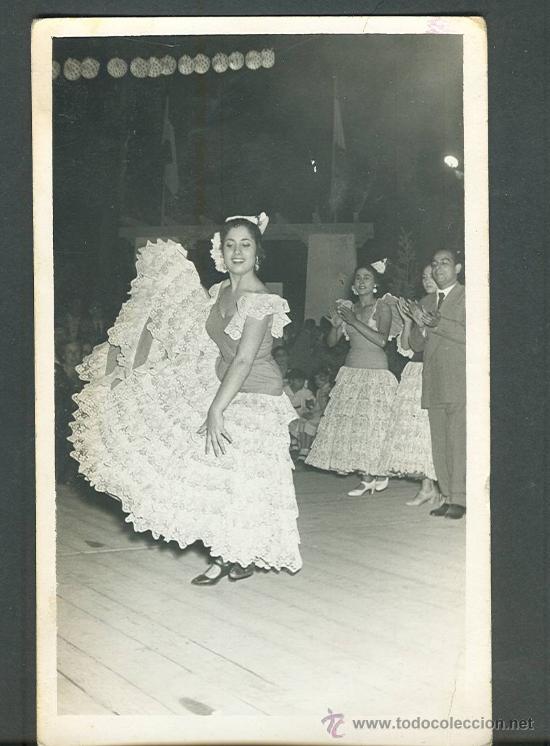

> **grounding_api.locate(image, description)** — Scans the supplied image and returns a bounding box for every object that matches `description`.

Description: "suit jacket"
[409,283,465,407]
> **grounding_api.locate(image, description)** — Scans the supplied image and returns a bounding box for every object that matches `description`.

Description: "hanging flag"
[160,95,179,223]
[328,77,348,221]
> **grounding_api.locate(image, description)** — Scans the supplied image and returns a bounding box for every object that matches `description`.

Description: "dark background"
[53,33,463,322]
[1,1,548,745]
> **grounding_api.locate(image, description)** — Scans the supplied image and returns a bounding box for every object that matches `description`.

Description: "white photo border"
[33,15,490,746]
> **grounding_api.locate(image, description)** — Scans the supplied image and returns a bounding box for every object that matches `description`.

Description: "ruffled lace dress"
[69,239,302,573]
[378,338,436,480]
[305,298,398,475]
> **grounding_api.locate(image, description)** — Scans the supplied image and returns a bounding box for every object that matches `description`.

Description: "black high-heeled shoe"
[191,558,231,586]
[227,563,255,582]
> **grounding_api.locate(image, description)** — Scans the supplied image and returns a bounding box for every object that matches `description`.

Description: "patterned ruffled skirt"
[305,366,398,475]
[68,240,302,573]
[378,362,436,481]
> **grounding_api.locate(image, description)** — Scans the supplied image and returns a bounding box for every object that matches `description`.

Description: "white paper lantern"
[130,57,148,78]
[245,50,261,70]
[63,58,81,81]
[194,53,210,74]
[212,52,228,73]
[107,58,128,78]
[228,51,244,70]
[161,55,177,75]
[261,48,275,68]
[52,60,60,80]
[178,55,194,75]
[148,57,162,78]
[80,57,100,79]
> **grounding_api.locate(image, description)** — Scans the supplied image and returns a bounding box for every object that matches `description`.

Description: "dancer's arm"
[198,315,270,457]
[409,323,426,352]
[324,309,345,347]
[396,298,413,351]
[338,303,392,348]
[326,325,345,347]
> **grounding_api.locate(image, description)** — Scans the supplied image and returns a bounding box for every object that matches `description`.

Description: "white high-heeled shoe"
[375,477,389,492]
[347,479,376,497]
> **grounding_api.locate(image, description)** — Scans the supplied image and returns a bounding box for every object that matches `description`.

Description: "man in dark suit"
[409,249,466,519]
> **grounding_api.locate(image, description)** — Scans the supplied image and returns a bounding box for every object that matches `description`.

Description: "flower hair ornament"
[210,212,270,273]
[371,257,388,274]
[351,257,388,295]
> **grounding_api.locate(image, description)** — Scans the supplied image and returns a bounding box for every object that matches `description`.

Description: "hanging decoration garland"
[178,54,194,75]
[193,53,210,74]
[81,57,100,79]
[261,48,275,68]
[228,51,244,70]
[148,57,163,78]
[245,50,262,70]
[63,58,81,81]
[161,55,177,75]
[212,52,228,73]
[53,49,275,81]
[107,58,128,78]
[130,57,148,78]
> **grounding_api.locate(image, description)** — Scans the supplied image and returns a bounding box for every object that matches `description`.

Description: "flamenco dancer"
[69,213,302,585]
[379,265,440,506]
[305,262,399,496]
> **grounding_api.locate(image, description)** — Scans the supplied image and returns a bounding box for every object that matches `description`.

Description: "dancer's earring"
[351,286,359,296]
[255,257,260,271]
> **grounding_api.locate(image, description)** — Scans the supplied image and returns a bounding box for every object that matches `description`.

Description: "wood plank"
[58,596,266,715]
[57,637,171,715]
[60,547,460,697]
[57,671,114,715]
[58,582,280,713]
[56,471,466,717]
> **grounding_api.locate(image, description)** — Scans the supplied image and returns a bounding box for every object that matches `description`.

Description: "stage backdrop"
[304,233,357,322]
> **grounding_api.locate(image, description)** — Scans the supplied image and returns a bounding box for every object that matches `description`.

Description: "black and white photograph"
[33,15,490,746]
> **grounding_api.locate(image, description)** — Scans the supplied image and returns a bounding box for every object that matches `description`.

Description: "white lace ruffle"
[225,293,291,340]
[76,341,111,383]
[305,366,398,475]
[70,373,302,572]
[339,293,402,342]
[379,362,436,480]
[69,241,302,573]
[380,293,405,340]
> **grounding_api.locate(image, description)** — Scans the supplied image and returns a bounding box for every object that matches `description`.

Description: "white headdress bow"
[210,212,269,272]
[224,212,269,234]
[371,257,388,274]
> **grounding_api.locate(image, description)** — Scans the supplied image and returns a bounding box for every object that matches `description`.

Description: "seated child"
[285,368,334,460]
[284,368,315,456]
[295,368,333,458]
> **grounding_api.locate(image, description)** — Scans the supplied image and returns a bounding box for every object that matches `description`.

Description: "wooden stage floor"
[56,468,465,719]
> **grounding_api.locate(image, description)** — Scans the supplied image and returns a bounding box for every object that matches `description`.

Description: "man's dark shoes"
[444,504,466,520]
[430,502,450,517]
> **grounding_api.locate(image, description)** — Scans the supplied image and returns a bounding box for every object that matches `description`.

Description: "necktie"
[437,292,445,310]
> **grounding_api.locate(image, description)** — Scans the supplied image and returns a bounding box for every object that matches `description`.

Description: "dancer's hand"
[396,297,413,323]
[337,305,357,326]
[197,407,232,457]
[406,300,426,329]
[421,309,440,328]
[324,308,343,328]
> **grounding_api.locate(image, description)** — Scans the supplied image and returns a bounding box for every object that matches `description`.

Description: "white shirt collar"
[438,282,457,299]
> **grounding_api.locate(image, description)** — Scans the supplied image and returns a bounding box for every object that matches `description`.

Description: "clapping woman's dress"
[305,299,398,476]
